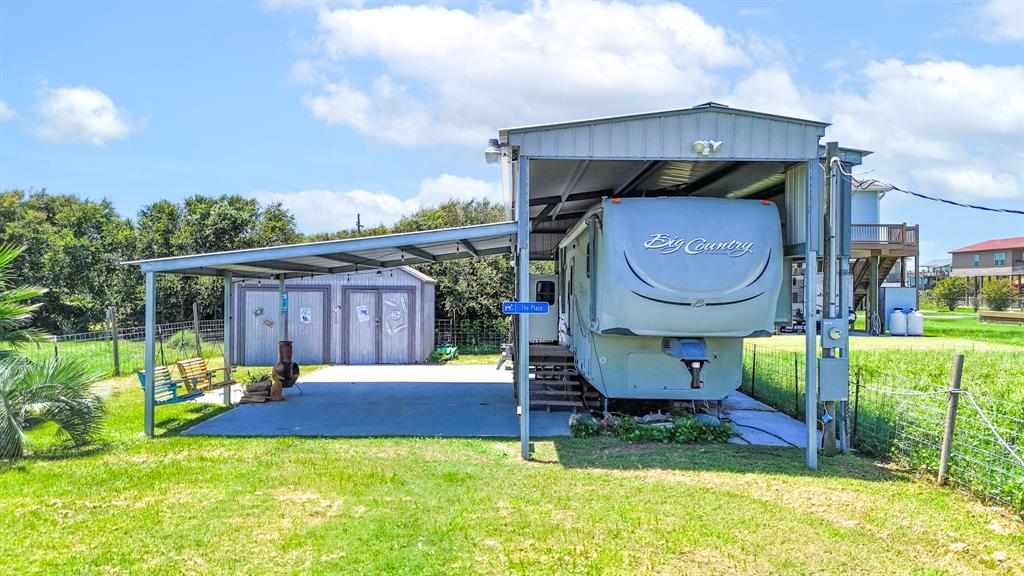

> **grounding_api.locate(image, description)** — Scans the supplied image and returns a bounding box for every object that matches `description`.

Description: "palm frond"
[0,357,103,459]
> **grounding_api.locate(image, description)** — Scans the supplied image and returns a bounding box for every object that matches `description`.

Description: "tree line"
[0,190,513,333]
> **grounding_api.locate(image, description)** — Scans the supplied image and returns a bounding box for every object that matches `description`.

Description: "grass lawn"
[3,378,1023,575]
[448,353,502,366]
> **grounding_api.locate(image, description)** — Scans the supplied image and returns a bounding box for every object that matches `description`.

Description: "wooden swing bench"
[136,366,202,406]
[136,358,235,406]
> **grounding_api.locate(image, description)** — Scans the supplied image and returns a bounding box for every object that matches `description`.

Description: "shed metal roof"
[126,221,517,278]
[949,236,1024,254]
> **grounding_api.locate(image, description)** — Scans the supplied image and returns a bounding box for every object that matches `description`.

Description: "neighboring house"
[913,258,952,289]
[950,237,1024,296]
[848,179,920,315]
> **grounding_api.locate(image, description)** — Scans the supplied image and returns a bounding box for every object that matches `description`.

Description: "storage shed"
[234,266,435,366]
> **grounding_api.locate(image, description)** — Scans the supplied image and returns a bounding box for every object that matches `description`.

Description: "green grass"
[2,384,1022,575]
[850,309,1023,346]
[743,330,1023,512]
[5,335,227,382]
[448,353,502,366]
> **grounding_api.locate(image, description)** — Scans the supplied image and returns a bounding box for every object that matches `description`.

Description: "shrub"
[568,413,600,438]
[166,329,198,355]
[931,277,971,311]
[597,413,733,444]
[981,279,1014,311]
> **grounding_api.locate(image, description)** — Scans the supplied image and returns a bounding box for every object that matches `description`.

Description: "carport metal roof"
[126,220,517,279]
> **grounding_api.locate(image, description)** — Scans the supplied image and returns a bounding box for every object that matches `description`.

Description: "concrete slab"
[724,391,813,448]
[185,365,810,447]
[184,364,569,438]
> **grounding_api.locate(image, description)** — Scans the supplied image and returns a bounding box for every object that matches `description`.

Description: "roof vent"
[693,102,730,109]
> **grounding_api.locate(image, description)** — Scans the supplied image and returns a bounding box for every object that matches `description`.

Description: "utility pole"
[356,213,364,233]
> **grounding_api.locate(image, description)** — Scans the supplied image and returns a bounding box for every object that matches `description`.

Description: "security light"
[484,138,503,164]
[692,139,723,156]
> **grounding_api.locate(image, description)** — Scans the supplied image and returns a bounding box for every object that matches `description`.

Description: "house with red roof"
[950,236,1024,294]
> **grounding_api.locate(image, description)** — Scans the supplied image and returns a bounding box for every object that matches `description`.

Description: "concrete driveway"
[183,364,571,438]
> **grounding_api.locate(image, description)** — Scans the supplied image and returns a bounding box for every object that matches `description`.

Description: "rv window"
[536,281,556,305]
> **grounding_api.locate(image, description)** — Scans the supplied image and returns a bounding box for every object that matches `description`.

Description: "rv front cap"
[642,234,755,257]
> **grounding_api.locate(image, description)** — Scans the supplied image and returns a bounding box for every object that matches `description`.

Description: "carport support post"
[804,159,821,470]
[143,270,156,438]
[278,276,288,342]
[223,273,233,406]
[517,156,531,460]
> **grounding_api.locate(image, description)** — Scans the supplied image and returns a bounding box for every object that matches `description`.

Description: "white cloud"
[0,101,14,121]
[977,0,1024,42]
[249,174,499,233]
[283,2,1024,207]
[34,87,141,146]
[301,2,751,145]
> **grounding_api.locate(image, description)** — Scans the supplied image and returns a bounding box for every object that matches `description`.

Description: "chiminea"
[269,340,300,401]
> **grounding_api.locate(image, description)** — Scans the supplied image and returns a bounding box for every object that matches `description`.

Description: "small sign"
[356,305,370,323]
[281,293,289,312]
[299,306,312,324]
[502,301,550,314]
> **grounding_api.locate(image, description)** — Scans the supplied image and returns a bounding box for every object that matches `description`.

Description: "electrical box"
[818,356,849,401]
[821,318,847,349]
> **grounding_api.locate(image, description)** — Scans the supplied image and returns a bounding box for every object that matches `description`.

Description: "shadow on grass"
[549,436,903,483]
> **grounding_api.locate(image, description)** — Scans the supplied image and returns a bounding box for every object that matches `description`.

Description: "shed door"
[347,290,378,365]
[287,290,325,366]
[380,290,411,364]
[243,290,279,366]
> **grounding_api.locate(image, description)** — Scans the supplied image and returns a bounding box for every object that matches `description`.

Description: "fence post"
[192,302,202,357]
[52,335,59,361]
[158,326,166,366]
[937,353,964,486]
[852,367,861,444]
[109,306,121,376]
[793,352,799,416]
[750,344,757,398]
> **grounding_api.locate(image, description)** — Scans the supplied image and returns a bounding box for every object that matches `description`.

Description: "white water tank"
[907,309,924,336]
[889,308,907,336]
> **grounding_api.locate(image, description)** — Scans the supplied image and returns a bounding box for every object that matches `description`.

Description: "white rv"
[556,197,782,400]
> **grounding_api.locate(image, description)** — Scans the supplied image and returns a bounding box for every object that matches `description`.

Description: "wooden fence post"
[937,353,965,486]
[52,335,59,361]
[750,344,758,398]
[192,302,202,357]
[109,306,121,376]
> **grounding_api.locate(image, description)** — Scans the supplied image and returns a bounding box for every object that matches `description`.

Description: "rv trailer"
[556,197,783,401]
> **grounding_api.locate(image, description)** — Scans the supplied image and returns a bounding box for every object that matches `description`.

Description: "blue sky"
[1,0,1022,262]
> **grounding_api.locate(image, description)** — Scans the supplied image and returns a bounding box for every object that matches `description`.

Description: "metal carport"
[130,102,865,470]
[126,221,517,439]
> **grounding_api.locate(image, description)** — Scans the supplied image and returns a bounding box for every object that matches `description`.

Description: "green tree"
[132,194,301,323]
[0,245,103,459]
[931,276,971,311]
[0,190,135,333]
[981,279,1015,311]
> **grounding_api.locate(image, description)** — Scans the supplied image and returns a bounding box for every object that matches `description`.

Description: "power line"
[829,161,1024,215]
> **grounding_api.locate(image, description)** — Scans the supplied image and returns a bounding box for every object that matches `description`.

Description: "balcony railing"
[851,224,918,247]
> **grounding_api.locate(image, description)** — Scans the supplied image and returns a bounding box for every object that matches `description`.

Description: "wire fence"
[8,319,226,380]
[434,318,509,354]
[740,343,1024,513]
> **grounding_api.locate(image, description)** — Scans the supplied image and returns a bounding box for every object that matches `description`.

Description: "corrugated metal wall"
[234,267,434,365]
[509,109,825,160]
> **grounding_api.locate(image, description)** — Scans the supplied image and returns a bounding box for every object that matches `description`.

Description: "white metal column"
[804,159,821,469]
[143,270,156,437]
[223,273,233,406]
[517,157,531,460]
